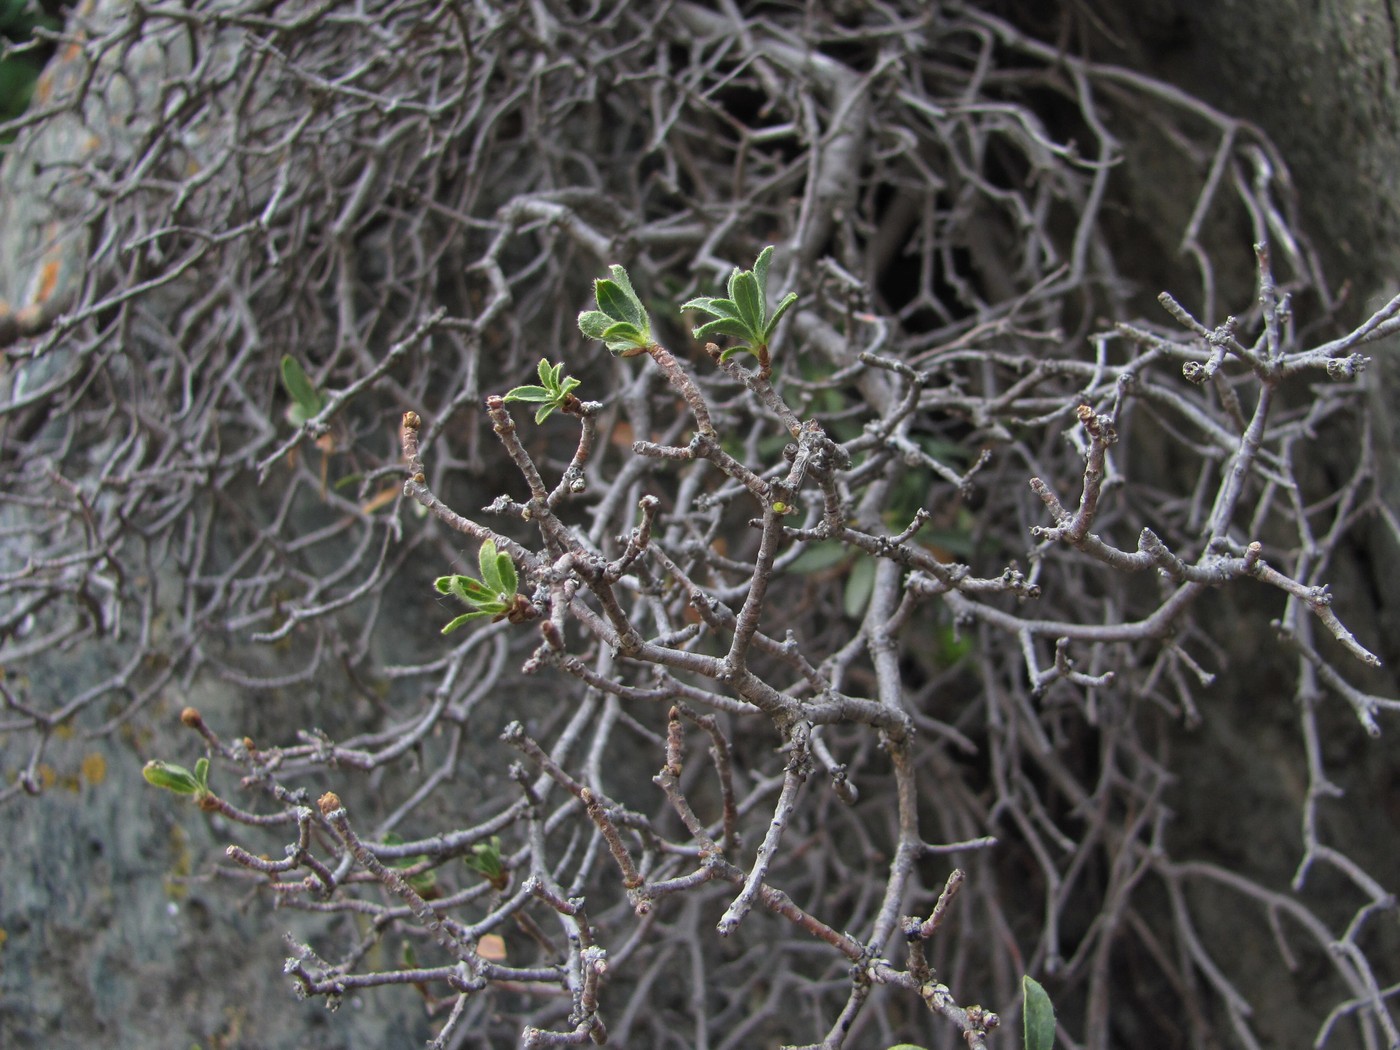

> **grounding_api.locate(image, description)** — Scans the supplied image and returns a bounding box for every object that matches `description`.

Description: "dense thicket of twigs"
[3,1,1398,1047]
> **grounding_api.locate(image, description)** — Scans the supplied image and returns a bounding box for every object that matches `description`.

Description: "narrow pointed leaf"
[762,292,799,341]
[537,359,554,385]
[194,757,210,789]
[436,574,495,604]
[719,345,757,362]
[442,611,492,634]
[606,264,646,317]
[730,270,764,333]
[142,760,201,795]
[503,385,551,403]
[681,296,745,321]
[693,317,754,342]
[534,404,556,424]
[479,541,504,591]
[844,555,876,618]
[494,551,517,595]
[601,321,645,344]
[752,246,775,297]
[1023,975,1056,1050]
[280,356,323,415]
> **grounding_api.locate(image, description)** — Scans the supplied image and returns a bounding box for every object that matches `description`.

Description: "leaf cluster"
[143,757,212,799]
[502,358,581,423]
[434,540,521,634]
[463,835,508,891]
[681,245,797,362]
[577,266,653,356]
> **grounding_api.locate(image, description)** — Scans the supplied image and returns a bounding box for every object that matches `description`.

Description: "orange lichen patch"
[477,934,507,961]
[34,257,63,306]
[80,752,107,786]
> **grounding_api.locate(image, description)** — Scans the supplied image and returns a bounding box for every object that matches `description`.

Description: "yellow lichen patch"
[163,824,192,900]
[36,764,56,789]
[80,752,107,786]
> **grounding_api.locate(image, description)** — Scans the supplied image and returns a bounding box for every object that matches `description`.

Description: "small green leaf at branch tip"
[579,265,653,354]
[464,836,508,890]
[680,245,796,358]
[143,759,203,795]
[502,358,581,424]
[435,540,521,633]
[1023,975,1056,1050]
[280,355,323,425]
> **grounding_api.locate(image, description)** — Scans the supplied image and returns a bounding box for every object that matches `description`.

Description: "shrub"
[3,2,1398,1047]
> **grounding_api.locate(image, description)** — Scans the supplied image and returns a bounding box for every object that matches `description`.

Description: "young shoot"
[434,539,533,633]
[577,265,654,356]
[502,358,582,423]
[681,245,797,371]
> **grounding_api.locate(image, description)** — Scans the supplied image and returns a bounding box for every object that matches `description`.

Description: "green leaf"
[280,356,323,418]
[752,245,775,297]
[604,264,646,317]
[601,320,646,345]
[503,384,552,404]
[1023,975,1056,1050]
[493,549,517,596]
[464,836,508,889]
[194,757,210,790]
[142,760,202,795]
[595,277,644,327]
[762,291,799,342]
[578,310,614,341]
[693,316,753,343]
[436,574,495,604]
[788,543,853,574]
[442,611,492,634]
[504,359,580,422]
[478,540,504,592]
[680,296,744,321]
[730,269,764,333]
[843,555,876,619]
[719,344,758,363]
